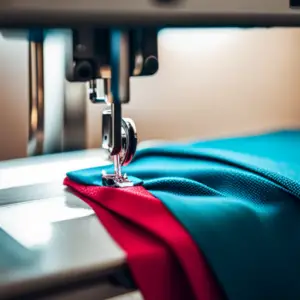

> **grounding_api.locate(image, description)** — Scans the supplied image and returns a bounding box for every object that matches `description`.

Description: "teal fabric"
[67,130,300,300]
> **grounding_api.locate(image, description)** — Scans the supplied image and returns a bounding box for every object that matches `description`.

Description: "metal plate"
[0,151,126,299]
[1,0,300,27]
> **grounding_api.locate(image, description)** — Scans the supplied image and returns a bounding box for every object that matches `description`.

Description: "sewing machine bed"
[0,150,136,299]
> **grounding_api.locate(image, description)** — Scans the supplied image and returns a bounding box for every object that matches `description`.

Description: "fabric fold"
[65,183,191,300]
[64,178,223,300]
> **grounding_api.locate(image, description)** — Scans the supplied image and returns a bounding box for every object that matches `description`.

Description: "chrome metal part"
[119,118,138,167]
[101,110,137,188]
[28,34,44,156]
[101,170,134,188]
[97,29,136,187]
[102,111,137,166]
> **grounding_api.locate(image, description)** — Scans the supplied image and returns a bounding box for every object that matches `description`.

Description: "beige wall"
[87,27,300,148]
[2,28,300,160]
[0,35,29,160]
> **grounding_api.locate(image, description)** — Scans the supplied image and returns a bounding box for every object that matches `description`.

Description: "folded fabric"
[66,129,300,300]
[64,178,223,300]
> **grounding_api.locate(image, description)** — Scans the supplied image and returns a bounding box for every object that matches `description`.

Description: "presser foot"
[101,109,138,188]
[101,154,134,188]
[101,170,134,188]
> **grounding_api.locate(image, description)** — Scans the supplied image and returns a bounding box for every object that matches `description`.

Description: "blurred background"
[1,27,300,161]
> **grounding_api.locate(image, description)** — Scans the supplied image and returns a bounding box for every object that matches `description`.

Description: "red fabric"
[64,177,222,300]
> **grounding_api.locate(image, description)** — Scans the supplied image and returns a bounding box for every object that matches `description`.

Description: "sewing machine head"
[1,0,300,187]
[65,27,158,187]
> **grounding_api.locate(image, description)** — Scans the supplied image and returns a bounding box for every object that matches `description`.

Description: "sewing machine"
[1,0,300,299]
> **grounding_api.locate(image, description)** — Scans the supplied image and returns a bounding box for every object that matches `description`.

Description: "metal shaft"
[101,29,131,187]
[28,39,44,156]
[113,155,122,178]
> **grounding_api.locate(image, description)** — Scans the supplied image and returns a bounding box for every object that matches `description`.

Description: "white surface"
[0,150,126,299]
[0,149,109,189]
[0,196,94,248]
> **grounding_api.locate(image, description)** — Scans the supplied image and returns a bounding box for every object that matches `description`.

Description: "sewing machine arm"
[1,0,300,27]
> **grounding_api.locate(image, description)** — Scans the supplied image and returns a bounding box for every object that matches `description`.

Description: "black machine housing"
[65,28,159,83]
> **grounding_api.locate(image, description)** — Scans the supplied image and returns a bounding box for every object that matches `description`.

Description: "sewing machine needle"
[113,154,122,178]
